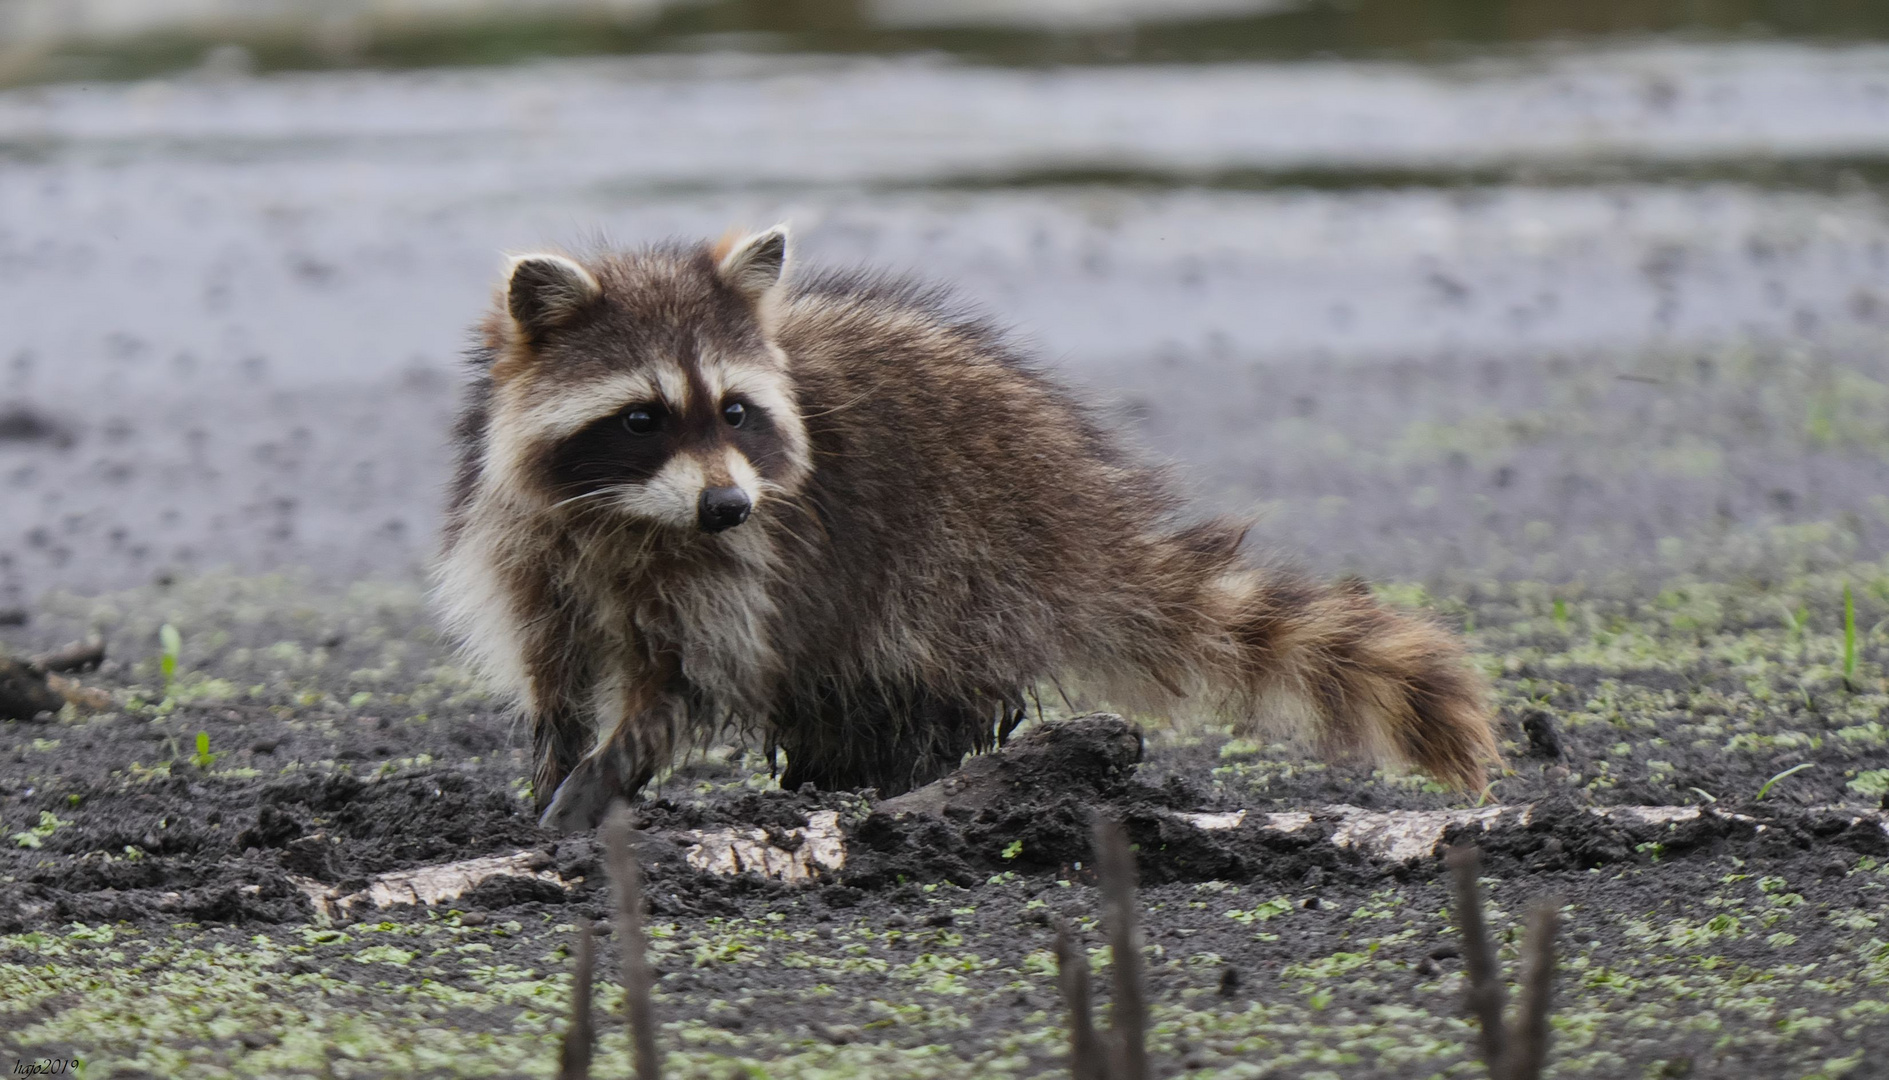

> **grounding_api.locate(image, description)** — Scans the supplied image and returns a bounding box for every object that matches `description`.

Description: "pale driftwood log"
[601,803,661,1080]
[1052,916,1107,1080]
[1094,818,1147,1080]
[557,917,595,1080]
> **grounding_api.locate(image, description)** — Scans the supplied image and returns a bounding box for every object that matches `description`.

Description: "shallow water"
[2,43,1888,601]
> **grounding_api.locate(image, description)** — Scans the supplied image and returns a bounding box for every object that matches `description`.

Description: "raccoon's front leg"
[524,645,595,819]
[539,665,684,834]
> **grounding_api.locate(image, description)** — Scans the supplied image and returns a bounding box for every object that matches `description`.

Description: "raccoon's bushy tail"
[1095,522,1499,791]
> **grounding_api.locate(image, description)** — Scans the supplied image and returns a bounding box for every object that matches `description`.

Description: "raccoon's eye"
[621,407,660,435]
[722,401,747,428]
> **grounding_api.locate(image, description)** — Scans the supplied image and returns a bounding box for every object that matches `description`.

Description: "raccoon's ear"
[506,254,601,339]
[715,225,790,302]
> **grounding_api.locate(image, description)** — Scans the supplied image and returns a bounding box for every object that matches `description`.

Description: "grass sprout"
[190,731,218,771]
[1843,583,1858,689]
[1756,762,1815,802]
[158,623,182,694]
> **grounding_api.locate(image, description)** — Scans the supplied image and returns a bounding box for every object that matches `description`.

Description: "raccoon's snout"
[698,486,752,532]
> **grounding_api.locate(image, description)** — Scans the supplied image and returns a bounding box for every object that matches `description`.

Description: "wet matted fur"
[436,228,1500,832]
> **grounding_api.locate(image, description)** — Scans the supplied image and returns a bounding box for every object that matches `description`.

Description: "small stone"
[816,1023,860,1045]
[1521,708,1564,758]
[0,656,63,721]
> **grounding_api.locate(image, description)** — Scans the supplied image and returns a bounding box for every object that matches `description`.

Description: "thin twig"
[1446,845,1509,1071]
[1053,916,1107,1080]
[602,802,661,1080]
[1094,817,1146,1080]
[557,917,595,1080]
[1501,898,1560,1080]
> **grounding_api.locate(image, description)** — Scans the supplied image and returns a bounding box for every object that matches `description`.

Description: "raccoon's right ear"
[506,254,602,340]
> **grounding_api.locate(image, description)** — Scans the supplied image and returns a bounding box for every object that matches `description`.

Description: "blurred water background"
[2,0,1888,605]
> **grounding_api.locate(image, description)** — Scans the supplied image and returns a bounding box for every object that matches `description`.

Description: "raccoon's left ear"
[715,225,790,303]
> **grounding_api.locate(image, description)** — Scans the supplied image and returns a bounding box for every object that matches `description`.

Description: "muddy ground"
[1,559,1887,1078]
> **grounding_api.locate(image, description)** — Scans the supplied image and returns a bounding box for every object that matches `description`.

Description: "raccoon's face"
[479,228,811,535]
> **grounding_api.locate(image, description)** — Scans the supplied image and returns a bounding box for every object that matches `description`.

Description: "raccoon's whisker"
[550,488,622,511]
[793,387,880,420]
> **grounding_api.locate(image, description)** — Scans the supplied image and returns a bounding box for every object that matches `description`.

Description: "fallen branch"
[557,917,595,1080]
[602,802,660,1080]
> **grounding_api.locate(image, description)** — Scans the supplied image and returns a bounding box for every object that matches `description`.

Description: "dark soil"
[3,572,1888,1078]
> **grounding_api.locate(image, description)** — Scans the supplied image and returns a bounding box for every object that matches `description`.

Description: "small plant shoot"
[1755,762,1814,802]
[1843,583,1858,689]
[159,623,183,694]
[192,731,219,771]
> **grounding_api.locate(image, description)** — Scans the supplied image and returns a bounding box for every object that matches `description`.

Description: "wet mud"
[3,569,1888,1077]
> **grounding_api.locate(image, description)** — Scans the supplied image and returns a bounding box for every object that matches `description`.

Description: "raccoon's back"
[765,272,1184,686]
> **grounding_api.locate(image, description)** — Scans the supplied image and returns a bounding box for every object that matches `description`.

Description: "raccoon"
[436,227,1500,832]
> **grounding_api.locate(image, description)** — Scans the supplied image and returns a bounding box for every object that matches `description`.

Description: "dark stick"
[1053,916,1107,1080]
[557,917,595,1080]
[602,802,661,1080]
[1094,817,1147,1080]
[1502,898,1560,1080]
[1445,845,1509,1071]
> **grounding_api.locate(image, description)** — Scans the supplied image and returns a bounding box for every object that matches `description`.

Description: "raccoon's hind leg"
[772,682,1021,797]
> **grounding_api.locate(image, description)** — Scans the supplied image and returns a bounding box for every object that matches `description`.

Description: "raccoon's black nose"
[698,486,752,532]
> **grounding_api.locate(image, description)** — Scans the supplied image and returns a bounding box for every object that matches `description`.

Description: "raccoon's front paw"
[538,755,616,834]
